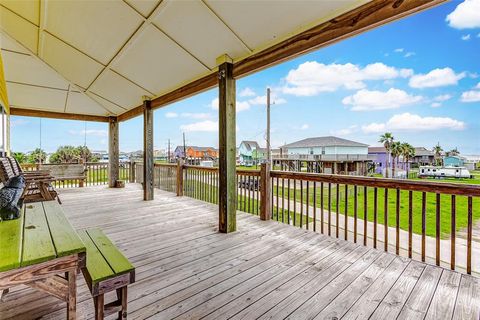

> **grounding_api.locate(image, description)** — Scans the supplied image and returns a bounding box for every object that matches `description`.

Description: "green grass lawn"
[274,183,479,238]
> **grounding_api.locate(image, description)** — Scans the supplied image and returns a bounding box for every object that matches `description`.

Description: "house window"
[309,148,314,155]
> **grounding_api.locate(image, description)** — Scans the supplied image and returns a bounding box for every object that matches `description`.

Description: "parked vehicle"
[418,166,472,179]
[238,179,260,191]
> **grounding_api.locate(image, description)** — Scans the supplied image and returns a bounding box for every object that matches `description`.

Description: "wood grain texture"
[0,212,24,271]
[108,116,120,188]
[1,184,477,320]
[143,100,154,201]
[10,107,110,122]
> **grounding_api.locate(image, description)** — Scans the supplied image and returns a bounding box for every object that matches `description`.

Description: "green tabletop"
[0,201,86,272]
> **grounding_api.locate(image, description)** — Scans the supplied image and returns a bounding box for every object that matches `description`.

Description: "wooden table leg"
[94,294,105,320]
[67,269,77,320]
[116,287,127,319]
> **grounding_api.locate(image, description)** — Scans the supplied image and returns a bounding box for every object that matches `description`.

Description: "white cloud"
[461,90,480,102]
[431,102,442,108]
[446,0,480,29]
[331,125,358,136]
[180,113,212,119]
[300,124,309,130]
[282,61,413,96]
[239,87,256,97]
[409,68,465,88]
[180,120,218,132]
[394,48,404,53]
[461,34,471,40]
[404,52,415,58]
[165,112,178,118]
[475,82,480,89]
[210,98,250,112]
[69,129,108,137]
[434,94,452,102]
[248,94,287,105]
[342,88,422,111]
[362,113,465,133]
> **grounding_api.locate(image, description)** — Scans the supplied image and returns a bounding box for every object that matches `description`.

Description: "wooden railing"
[134,162,479,275]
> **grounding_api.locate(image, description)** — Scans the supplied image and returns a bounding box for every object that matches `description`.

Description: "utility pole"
[266,87,271,164]
[183,132,187,160]
[167,139,171,163]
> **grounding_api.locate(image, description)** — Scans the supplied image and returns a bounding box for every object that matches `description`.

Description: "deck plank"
[0,184,477,320]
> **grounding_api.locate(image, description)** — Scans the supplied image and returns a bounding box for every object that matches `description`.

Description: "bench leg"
[94,294,104,320]
[67,269,77,320]
[116,287,128,319]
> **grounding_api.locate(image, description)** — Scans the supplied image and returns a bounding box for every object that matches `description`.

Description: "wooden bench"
[39,164,87,187]
[78,228,135,320]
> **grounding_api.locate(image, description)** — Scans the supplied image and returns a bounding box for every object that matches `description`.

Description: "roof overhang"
[0,0,446,122]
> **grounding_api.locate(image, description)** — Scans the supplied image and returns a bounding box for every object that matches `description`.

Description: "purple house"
[368,146,412,175]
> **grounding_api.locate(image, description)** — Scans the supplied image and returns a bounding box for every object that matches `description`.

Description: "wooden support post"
[129,160,135,183]
[218,56,236,233]
[108,116,119,188]
[176,159,184,196]
[260,162,271,221]
[143,100,154,201]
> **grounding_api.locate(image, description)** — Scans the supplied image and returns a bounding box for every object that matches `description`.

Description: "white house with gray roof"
[276,136,373,175]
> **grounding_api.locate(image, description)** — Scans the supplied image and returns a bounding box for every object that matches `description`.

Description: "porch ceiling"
[0,0,444,121]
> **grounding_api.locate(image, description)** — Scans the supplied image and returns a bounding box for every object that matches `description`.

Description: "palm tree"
[390,141,402,178]
[28,148,47,164]
[433,143,443,166]
[379,133,394,177]
[13,152,26,164]
[400,143,415,177]
[446,147,460,157]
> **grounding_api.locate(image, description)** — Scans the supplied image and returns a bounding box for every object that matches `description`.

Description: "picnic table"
[0,201,86,319]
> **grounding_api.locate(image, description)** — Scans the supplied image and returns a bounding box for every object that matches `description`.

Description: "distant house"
[368,146,410,175]
[411,147,435,166]
[278,136,372,175]
[444,155,466,167]
[238,141,266,166]
[174,146,218,160]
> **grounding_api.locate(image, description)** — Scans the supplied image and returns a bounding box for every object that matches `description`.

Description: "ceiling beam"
[10,107,110,122]
[117,0,446,122]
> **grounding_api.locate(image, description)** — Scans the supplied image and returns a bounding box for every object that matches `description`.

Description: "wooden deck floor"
[1,184,479,320]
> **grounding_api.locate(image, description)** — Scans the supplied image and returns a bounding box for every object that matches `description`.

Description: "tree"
[28,148,47,164]
[12,152,26,164]
[49,146,78,164]
[433,143,443,166]
[446,147,460,157]
[400,142,415,177]
[76,146,93,163]
[390,141,402,178]
[379,132,394,178]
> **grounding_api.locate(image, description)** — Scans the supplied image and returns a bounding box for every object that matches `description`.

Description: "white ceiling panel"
[0,5,38,53]
[85,92,127,115]
[42,32,104,89]
[153,0,250,69]
[7,82,66,112]
[124,0,159,18]
[89,69,150,110]
[112,24,208,95]
[0,0,39,25]
[45,0,143,64]
[0,32,30,54]
[205,0,368,52]
[65,92,111,116]
[2,50,68,90]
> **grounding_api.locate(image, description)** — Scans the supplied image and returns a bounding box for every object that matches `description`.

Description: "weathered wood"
[218,59,236,233]
[143,100,154,201]
[67,269,77,320]
[176,160,184,196]
[108,116,120,188]
[260,163,271,221]
[425,270,461,320]
[10,107,110,122]
[0,213,24,272]
[452,275,480,320]
[25,275,68,301]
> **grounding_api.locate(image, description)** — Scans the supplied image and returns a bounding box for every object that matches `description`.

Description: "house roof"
[240,141,260,151]
[175,146,216,152]
[0,1,441,121]
[283,136,368,149]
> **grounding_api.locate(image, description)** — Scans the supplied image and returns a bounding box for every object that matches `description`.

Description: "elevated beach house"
[278,136,373,175]
[238,140,265,166]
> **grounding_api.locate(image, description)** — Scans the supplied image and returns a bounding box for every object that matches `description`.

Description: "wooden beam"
[108,116,119,188]
[10,107,110,122]
[143,100,154,201]
[218,59,236,233]
[260,163,271,221]
[116,0,444,122]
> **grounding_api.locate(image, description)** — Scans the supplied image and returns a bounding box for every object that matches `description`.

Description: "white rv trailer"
[419,166,472,179]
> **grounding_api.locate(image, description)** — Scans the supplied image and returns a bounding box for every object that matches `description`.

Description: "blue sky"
[11,0,480,154]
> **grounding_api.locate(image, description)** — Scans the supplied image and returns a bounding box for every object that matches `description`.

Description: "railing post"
[260,162,271,221]
[129,160,135,183]
[176,159,184,196]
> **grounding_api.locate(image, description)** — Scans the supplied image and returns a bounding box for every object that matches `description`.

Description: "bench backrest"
[39,164,86,179]
[0,157,16,183]
[7,157,22,176]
